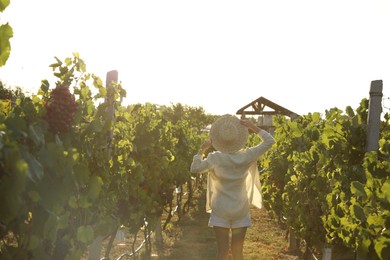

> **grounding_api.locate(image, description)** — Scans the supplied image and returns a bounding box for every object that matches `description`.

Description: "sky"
[0,0,389,117]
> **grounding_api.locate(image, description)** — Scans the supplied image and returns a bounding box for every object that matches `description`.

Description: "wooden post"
[105,70,118,158]
[154,217,163,256]
[289,228,298,251]
[366,80,383,152]
[322,245,332,260]
[353,80,384,260]
[88,70,119,260]
[88,236,103,260]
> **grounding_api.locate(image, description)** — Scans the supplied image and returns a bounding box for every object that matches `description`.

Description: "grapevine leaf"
[43,213,59,241]
[374,236,390,260]
[333,123,343,135]
[351,204,366,223]
[321,131,331,148]
[351,181,367,199]
[381,180,390,202]
[312,112,321,123]
[65,57,72,66]
[73,51,80,58]
[68,196,78,208]
[360,237,371,255]
[290,122,303,138]
[5,115,27,135]
[73,162,90,185]
[1,99,10,116]
[79,196,92,208]
[351,115,360,127]
[161,155,170,169]
[76,225,94,243]
[346,106,355,117]
[0,157,28,223]
[0,0,11,12]
[57,212,70,229]
[87,176,103,200]
[39,79,50,94]
[99,86,107,97]
[29,123,45,147]
[0,23,12,67]
[28,190,41,202]
[20,149,44,182]
[49,61,61,68]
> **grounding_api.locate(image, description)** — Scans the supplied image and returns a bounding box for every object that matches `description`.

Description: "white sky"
[1,0,389,116]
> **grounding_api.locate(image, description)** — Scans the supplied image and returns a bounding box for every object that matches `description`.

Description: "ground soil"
[161,192,303,260]
[98,190,305,260]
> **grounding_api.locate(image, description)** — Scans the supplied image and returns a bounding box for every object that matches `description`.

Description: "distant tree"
[0,81,24,100]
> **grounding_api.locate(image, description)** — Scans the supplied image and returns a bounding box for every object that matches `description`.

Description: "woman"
[190,114,275,260]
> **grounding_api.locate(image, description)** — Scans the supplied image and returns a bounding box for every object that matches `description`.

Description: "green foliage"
[261,102,390,258]
[0,0,10,11]
[0,0,12,67]
[0,53,212,259]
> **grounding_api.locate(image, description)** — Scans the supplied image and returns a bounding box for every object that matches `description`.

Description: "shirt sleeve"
[246,129,275,160]
[190,153,212,174]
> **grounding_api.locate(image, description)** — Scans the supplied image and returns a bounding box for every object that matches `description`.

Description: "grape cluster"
[44,85,78,134]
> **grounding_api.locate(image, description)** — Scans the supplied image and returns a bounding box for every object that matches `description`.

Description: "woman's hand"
[198,139,212,155]
[240,119,261,133]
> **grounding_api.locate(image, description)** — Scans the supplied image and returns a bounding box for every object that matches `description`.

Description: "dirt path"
[96,190,303,259]
[162,192,302,260]
[163,193,217,259]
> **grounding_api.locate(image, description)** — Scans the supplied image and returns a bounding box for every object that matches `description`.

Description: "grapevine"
[261,102,390,259]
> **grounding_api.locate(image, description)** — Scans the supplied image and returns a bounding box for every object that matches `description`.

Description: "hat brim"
[210,115,248,153]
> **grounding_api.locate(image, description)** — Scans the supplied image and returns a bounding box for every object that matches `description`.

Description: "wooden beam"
[236,96,299,118]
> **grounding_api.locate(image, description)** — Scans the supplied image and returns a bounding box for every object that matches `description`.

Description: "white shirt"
[190,130,275,220]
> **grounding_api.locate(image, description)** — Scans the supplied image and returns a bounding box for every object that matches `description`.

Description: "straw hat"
[210,115,248,153]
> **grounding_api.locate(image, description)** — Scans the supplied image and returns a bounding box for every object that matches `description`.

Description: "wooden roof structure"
[236,96,298,118]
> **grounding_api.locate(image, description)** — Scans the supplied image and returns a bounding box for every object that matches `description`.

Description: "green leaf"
[290,122,303,138]
[20,149,44,182]
[78,196,92,208]
[39,80,50,93]
[22,99,37,118]
[346,106,355,117]
[0,0,10,12]
[73,52,80,59]
[351,115,360,127]
[99,86,107,97]
[76,225,94,243]
[73,162,90,185]
[351,181,367,199]
[5,116,27,134]
[351,204,366,223]
[0,23,13,67]
[359,236,371,255]
[57,212,70,230]
[367,214,383,226]
[28,190,41,202]
[65,57,72,66]
[161,155,170,169]
[43,213,59,241]
[311,112,321,123]
[381,180,390,202]
[375,236,390,260]
[29,123,45,147]
[87,176,103,200]
[68,196,78,208]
